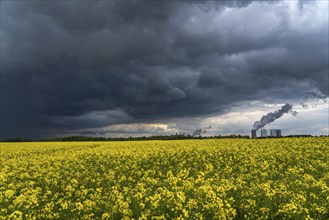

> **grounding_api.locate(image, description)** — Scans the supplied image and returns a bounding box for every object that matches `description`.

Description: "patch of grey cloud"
[192,128,202,137]
[80,130,106,135]
[104,124,168,135]
[191,125,212,136]
[1,1,328,139]
[50,109,133,130]
[77,123,173,137]
[142,74,186,102]
[301,90,328,109]
[305,91,328,103]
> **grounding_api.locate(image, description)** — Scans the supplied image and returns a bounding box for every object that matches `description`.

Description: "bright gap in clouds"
[74,99,328,138]
[200,100,328,136]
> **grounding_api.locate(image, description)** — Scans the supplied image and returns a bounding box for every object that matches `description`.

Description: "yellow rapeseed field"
[0,138,328,219]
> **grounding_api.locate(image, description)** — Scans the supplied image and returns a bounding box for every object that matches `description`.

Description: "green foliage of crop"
[1,138,328,219]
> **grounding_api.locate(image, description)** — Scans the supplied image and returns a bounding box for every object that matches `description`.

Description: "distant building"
[270,129,282,137]
[270,129,277,137]
[261,129,267,137]
[251,130,257,138]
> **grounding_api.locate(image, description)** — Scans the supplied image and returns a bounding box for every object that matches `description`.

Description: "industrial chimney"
[270,129,282,137]
[251,130,257,138]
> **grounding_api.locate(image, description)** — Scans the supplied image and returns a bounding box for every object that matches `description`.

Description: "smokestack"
[251,129,257,138]
[270,129,277,137]
[270,129,282,137]
[277,129,282,137]
[261,129,267,137]
[253,104,297,131]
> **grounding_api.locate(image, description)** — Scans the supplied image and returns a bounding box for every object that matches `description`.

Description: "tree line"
[2,134,327,142]
[2,134,250,142]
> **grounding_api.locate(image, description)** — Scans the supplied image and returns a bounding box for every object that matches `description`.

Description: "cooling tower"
[270,129,277,137]
[270,129,282,137]
[251,130,257,138]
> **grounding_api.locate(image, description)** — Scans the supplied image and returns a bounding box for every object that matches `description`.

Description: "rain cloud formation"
[0,0,328,139]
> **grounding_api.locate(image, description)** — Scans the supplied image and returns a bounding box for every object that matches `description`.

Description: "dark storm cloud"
[1,0,328,138]
[80,130,106,135]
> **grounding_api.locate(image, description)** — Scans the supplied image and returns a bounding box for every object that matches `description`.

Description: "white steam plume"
[253,104,297,131]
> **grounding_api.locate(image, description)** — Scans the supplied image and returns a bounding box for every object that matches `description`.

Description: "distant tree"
[2,138,33,142]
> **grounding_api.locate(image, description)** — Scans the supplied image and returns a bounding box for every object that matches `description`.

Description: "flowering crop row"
[1,138,328,219]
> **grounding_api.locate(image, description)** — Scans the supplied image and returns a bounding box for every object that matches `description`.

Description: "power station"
[270,129,282,137]
[251,129,282,138]
[251,130,257,138]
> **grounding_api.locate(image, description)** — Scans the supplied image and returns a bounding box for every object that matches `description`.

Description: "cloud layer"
[1,1,328,138]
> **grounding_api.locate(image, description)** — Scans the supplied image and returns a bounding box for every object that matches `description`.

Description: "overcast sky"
[1,0,328,139]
